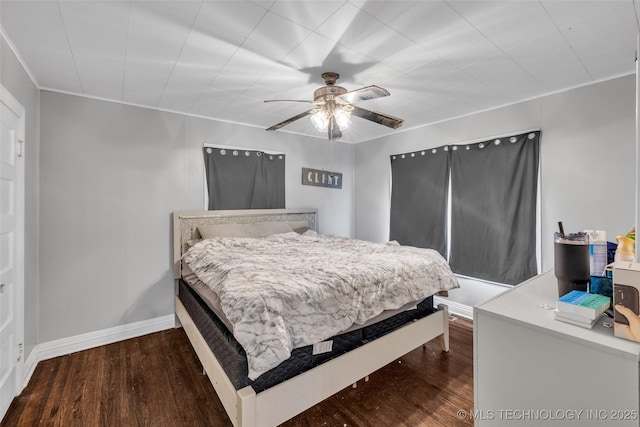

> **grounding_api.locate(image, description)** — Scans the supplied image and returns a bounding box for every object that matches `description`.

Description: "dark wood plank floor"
[2,317,473,427]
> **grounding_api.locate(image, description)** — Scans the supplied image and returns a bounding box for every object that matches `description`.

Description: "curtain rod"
[203,143,285,156]
[445,128,541,147]
[391,128,541,158]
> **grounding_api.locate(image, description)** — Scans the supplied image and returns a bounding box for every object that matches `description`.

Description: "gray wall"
[1,36,40,358]
[355,74,635,284]
[38,91,353,342]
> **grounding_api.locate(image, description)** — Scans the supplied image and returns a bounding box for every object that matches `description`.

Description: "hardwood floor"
[2,317,473,427]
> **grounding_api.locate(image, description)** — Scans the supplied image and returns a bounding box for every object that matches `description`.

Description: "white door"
[0,86,25,419]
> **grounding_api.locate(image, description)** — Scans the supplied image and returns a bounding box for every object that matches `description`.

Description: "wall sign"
[302,167,342,189]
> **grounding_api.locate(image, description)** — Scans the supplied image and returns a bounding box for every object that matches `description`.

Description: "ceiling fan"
[264,72,404,140]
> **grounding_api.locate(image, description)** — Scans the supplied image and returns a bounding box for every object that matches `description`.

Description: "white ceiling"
[1,0,638,143]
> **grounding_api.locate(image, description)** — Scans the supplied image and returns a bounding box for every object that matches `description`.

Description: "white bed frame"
[173,209,450,427]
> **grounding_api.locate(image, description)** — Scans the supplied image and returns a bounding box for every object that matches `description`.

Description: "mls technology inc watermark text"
[457,409,638,422]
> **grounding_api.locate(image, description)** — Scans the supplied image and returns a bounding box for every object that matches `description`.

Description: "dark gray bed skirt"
[178,280,435,393]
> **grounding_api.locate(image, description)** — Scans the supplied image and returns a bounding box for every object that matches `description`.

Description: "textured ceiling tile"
[407,57,458,83]
[381,43,439,74]
[315,2,385,47]
[244,11,312,61]
[460,53,544,98]
[219,46,276,86]
[541,0,622,29]
[168,35,237,87]
[554,3,636,79]
[197,1,268,46]
[126,1,202,76]
[350,0,420,24]
[388,1,480,54]
[512,49,592,92]
[438,36,503,69]
[348,25,416,63]
[253,62,313,94]
[269,1,346,30]
[448,1,558,52]
[280,32,341,72]
[504,31,571,64]
[58,1,129,99]
[1,0,82,92]
[122,1,204,107]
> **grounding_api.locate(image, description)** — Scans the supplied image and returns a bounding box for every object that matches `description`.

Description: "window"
[390,148,449,258]
[203,146,285,210]
[390,131,540,285]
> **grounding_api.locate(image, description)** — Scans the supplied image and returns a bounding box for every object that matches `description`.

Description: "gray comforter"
[183,231,458,380]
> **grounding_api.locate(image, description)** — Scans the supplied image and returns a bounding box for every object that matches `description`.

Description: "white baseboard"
[22,314,175,388]
[434,296,473,320]
[22,349,39,389]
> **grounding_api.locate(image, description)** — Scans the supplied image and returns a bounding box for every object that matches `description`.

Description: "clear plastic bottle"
[585,230,607,276]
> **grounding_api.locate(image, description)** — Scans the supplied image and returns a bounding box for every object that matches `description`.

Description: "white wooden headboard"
[172,208,318,280]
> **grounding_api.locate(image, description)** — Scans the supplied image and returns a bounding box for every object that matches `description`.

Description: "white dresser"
[474,270,640,426]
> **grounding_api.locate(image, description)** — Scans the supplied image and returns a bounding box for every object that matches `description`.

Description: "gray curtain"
[204,147,285,210]
[449,132,540,285]
[390,148,450,257]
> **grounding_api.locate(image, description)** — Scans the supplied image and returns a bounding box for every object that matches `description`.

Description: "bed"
[172,208,457,427]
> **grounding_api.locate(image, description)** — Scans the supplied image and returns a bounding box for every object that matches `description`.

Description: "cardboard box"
[613,262,640,341]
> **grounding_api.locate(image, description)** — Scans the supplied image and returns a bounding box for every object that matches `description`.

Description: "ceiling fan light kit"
[265,72,403,140]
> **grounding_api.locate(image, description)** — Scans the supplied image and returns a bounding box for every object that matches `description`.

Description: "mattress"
[178,279,435,393]
[183,231,458,379]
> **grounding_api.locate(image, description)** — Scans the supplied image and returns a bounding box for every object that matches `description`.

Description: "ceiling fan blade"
[336,85,390,103]
[350,105,404,129]
[328,116,342,140]
[266,109,315,131]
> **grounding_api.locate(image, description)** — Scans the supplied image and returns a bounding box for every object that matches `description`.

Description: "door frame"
[0,83,26,399]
